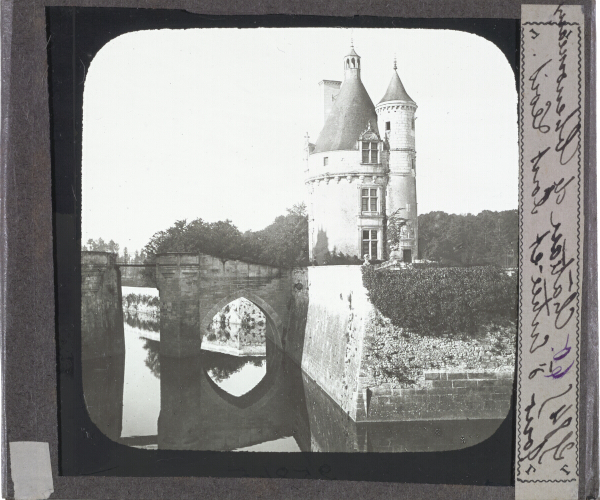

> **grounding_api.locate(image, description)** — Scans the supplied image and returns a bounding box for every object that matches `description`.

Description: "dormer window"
[362,142,378,164]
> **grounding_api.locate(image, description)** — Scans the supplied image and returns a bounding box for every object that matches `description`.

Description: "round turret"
[375,59,418,261]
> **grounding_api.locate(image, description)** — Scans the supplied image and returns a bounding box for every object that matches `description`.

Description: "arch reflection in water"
[82,300,507,453]
[202,351,266,397]
[159,336,301,451]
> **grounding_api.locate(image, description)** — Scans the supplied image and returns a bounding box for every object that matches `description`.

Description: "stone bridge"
[81,251,293,359]
[119,264,155,288]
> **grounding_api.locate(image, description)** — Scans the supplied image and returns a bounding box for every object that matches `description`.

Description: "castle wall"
[306,150,382,177]
[362,371,513,422]
[376,101,416,155]
[294,266,514,422]
[310,180,364,261]
[386,174,418,257]
[306,150,389,262]
[376,101,418,258]
[299,266,372,420]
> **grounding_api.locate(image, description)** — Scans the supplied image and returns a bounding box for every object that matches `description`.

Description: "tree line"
[141,203,309,269]
[82,238,148,264]
[83,207,517,269]
[417,210,517,267]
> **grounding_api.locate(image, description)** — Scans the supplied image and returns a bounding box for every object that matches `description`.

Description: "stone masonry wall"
[81,252,124,360]
[196,254,293,351]
[300,266,373,420]
[156,253,201,358]
[360,370,514,422]
[156,253,293,357]
[295,265,515,423]
[285,268,309,365]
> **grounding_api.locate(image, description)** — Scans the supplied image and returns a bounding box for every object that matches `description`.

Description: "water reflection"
[82,294,507,453]
[202,350,266,397]
[121,321,160,438]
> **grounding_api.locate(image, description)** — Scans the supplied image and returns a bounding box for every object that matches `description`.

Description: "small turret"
[375,58,418,262]
[343,40,361,80]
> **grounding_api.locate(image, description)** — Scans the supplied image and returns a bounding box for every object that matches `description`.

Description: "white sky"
[82,28,518,253]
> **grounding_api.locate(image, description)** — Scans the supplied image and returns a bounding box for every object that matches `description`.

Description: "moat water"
[82,288,506,453]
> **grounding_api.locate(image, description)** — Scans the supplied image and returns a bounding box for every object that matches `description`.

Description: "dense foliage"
[141,203,309,269]
[123,293,159,309]
[362,265,517,337]
[417,210,517,266]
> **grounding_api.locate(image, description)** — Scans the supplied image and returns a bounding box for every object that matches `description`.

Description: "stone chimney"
[319,80,341,126]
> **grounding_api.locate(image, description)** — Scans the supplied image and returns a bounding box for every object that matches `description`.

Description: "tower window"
[386,122,391,131]
[361,188,378,213]
[412,117,415,130]
[323,157,329,166]
[362,230,378,259]
[362,142,378,164]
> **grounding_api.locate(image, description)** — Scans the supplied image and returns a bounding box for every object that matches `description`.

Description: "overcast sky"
[82,28,518,253]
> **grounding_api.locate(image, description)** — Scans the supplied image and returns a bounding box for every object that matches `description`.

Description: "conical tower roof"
[379,65,414,104]
[314,69,378,153]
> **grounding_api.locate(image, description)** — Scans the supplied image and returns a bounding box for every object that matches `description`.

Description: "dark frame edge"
[1,1,596,499]
[1,0,15,498]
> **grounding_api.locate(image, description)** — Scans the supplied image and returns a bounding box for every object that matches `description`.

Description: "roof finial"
[351,36,354,49]
[393,55,397,70]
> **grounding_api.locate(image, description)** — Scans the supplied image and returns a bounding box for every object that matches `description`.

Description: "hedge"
[362,265,517,337]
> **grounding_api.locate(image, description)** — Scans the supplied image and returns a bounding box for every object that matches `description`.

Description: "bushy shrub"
[362,265,517,337]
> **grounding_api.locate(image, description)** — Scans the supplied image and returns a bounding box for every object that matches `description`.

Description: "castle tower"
[375,59,418,261]
[305,45,418,264]
[305,43,385,264]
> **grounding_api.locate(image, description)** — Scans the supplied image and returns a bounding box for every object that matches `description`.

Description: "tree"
[141,204,309,270]
[386,208,409,258]
[417,210,518,266]
[243,203,309,267]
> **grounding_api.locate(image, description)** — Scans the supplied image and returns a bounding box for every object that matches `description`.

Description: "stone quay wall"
[360,370,514,422]
[299,266,373,420]
[293,265,514,422]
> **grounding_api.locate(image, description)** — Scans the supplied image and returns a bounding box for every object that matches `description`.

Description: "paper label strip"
[517,4,585,500]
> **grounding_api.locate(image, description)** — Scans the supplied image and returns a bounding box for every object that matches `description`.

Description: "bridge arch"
[200,289,284,349]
